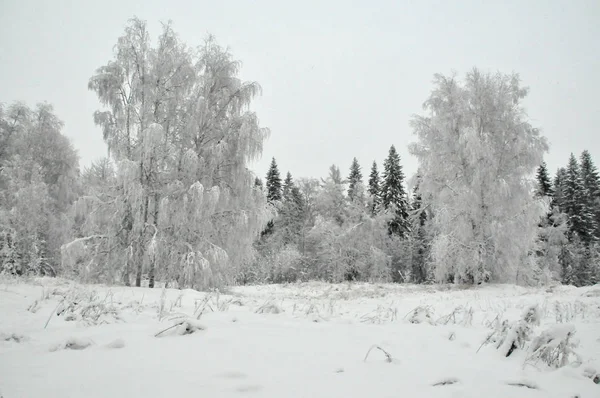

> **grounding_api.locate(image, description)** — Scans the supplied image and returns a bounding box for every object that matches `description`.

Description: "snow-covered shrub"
[526,324,581,368]
[255,301,282,314]
[498,321,532,357]
[268,246,302,283]
[437,306,474,326]
[48,287,122,327]
[360,304,398,324]
[554,300,588,323]
[407,305,434,324]
[521,304,542,326]
[481,304,540,357]
[62,301,121,326]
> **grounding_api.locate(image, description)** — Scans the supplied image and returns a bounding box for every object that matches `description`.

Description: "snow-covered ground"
[1,277,599,397]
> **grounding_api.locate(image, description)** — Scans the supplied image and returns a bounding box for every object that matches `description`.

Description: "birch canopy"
[64,18,271,288]
[409,69,548,284]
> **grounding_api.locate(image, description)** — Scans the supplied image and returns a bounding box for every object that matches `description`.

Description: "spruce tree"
[535,162,553,197]
[279,171,304,245]
[265,157,282,203]
[254,177,264,190]
[579,150,600,240]
[563,154,584,240]
[564,153,595,244]
[368,161,381,215]
[410,174,428,283]
[283,171,293,200]
[381,145,410,237]
[552,167,567,210]
[347,157,363,201]
[535,162,555,230]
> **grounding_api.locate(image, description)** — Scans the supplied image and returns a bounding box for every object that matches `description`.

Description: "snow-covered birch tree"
[65,18,271,289]
[409,69,548,284]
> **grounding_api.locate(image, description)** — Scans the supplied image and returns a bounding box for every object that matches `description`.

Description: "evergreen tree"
[381,145,410,237]
[254,177,264,190]
[553,167,567,210]
[368,161,381,215]
[563,153,594,243]
[283,171,293,200]
[265,157,282,203]
[318,165,347,227]
[579,150,600,240]
[347,157,363,201]
[410,174,428,283]
[535,162,553,197]
[278,172,305,246]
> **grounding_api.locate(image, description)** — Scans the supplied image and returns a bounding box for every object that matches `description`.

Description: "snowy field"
[1,278,599,397]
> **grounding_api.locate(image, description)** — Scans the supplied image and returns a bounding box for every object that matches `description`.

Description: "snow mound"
[50,337,93,351]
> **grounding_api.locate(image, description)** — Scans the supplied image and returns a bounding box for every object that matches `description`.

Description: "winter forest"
[1,18,598,290]
[2,12,600,397]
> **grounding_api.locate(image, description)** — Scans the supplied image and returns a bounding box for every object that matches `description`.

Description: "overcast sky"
[1,0,599,182]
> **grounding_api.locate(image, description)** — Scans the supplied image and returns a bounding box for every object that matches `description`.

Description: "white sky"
[1,0,599,182]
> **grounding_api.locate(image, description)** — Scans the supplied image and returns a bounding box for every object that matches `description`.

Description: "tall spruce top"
[266,157,282,203]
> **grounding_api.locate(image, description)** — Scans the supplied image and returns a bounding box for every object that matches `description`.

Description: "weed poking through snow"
[363,345,394,363]
[255,300,282,314]
[155,318,206,337]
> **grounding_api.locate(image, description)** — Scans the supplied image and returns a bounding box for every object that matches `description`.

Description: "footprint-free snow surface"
[1,278,599,397]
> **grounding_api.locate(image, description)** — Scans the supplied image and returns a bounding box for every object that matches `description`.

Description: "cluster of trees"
[0,103,79,277]
[2,18,271,289]
[1,18,598,288]
[247,146,419,284]
[250,70,599,286]
[535,151,600,286]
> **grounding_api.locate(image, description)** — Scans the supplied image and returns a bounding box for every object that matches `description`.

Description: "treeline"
[536,152,600,286]
[246,148,419,284]
[1,17,598,288]
[0,103,79,276]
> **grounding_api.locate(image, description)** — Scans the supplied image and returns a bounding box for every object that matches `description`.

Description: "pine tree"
[254,177,264,190]
[536,162,553,198]
[347,157,363,201]
[265,157,282,203]
[368,161,381,215]
[381,145,410,237]
[579,150,600,240]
